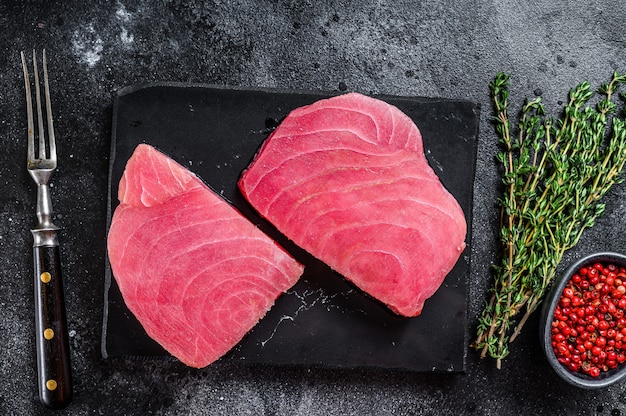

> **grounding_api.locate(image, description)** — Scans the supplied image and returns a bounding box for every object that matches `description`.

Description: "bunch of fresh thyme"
[472,72,626,369]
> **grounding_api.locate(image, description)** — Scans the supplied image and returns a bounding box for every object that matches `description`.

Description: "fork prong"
[42,49,56,162]
[21,51,35,163]
[32,50,46,160]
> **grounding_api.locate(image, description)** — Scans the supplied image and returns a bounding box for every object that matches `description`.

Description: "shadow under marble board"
[102,83,479,372]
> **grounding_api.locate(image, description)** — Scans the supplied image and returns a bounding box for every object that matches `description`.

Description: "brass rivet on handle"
[40,272,51,283]
[46,379,57,391]
[43,328,54,340]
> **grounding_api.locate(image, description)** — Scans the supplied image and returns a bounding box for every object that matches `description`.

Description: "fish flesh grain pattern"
[107,144,304,368]
[238,92,466,317]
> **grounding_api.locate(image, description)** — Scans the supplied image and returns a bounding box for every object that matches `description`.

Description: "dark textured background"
[2,1,626,415]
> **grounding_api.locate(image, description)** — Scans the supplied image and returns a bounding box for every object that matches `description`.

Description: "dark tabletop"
[2,1,626,415]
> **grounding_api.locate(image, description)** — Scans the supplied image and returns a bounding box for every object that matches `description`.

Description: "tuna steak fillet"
[107,144,304,368]
[238,92,466,317]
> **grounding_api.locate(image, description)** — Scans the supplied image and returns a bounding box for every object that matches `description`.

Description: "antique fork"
[21,50,73,409]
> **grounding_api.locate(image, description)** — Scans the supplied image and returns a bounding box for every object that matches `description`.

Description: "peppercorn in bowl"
[540,252,626,389]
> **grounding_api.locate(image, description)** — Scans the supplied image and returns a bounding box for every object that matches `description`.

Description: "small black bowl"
[539,252,626,389]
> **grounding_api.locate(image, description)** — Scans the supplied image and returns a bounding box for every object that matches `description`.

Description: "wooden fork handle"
[33,243,73,409]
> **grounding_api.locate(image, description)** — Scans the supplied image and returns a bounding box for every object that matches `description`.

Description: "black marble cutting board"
[102,83,479,372]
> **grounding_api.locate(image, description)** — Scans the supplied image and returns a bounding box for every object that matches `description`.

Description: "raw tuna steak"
[238,92,466,317]
[107,144,303,368]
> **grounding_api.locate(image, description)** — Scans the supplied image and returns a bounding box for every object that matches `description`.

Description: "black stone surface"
[2,1,626,415]
[103,84,478,372]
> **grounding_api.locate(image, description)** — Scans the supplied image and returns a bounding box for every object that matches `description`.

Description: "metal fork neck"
[36,183,55,226]
[32,183,60,247]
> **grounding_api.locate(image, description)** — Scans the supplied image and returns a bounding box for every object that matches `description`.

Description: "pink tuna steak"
[238,92,466,317]
[107,144,304,368]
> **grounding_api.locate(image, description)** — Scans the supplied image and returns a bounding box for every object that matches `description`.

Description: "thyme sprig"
[472,72,626,368]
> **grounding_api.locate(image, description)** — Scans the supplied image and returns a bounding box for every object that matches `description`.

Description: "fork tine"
[42,49,56,162]
[32,50,46,160]
[21,51,35,163]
